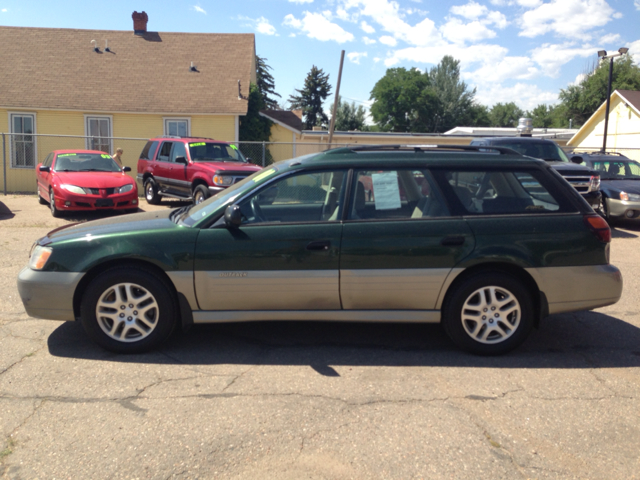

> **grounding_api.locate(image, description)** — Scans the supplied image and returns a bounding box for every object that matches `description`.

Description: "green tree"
[467,104,491,127]
[489,102,525,127]
[528,104,555,128]
[256,55,281,110]
[428,56,478,132]
[329,96,368,131]
[288,66,332,129]
[369,67,439,132]
[558,55,640,127]
[239,83,272,142]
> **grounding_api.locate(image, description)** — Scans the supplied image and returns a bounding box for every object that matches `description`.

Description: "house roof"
[0,26,256,115]
[259,110,304,133]
[567,89,640,146]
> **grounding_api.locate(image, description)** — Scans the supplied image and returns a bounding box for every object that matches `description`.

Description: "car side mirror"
[224,204,242,228]
[570,155,583,164]
[123,166,132,172]
[245,157,252,162]
[39,165,50,173]
[175,156,188,165]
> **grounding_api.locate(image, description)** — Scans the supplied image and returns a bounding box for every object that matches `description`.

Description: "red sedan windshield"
[54,153,121,172]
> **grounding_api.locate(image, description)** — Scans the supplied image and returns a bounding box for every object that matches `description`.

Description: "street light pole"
[598,47,629,153]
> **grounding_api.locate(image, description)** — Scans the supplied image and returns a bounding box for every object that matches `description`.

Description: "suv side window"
[140,141,159,160]
[171,142,187,163]
[437,169,573,214]
[348,169,448,220]
[157,142,173,162]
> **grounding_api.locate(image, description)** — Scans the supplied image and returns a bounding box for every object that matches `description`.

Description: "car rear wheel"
[144,178,161,205]
[80,266,178,353]
[442,272,533,355]
[193,185,209,205]
[49,189,62,217]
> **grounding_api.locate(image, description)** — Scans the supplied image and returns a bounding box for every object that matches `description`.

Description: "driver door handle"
[306,240,331,251]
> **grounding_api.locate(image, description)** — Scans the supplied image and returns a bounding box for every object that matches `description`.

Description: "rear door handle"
[441,236,465,246]
[306,240,331,251]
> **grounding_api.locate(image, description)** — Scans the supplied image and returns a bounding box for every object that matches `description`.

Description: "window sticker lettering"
[230,144,238,150]
[57,153,77,157]
[372,172,401,210]
[189,142,206,147]
[101,154,111,159]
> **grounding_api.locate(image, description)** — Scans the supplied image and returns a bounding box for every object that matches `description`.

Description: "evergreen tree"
[428,56,477,132]
[330,96,368,131]
[239,83,272,142]
[288,66,332,129]
[256,55,281,110]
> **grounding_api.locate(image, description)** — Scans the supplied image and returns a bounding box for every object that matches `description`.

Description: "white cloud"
[599,33,621,45]
[256,17,277,35]
[283,12,354,43]
[362,36,377,45]
[630,40,640,65]
[474,82,558,110]
[373,57,382,63]
[530,42,598,77]
[289,0,313,3]
[379,35,397,46]
[635,0,640,10]
[347,52,368,64]
[519,0,616,40]
[192,5,206,14]
[464,56,539,84]
[486,10,508,29]
[384,43,508,67]
[450,1,488,20]
[1,8,7,12]
[360,20,375,33]
[571,73,587,86]
[441,18,497,44]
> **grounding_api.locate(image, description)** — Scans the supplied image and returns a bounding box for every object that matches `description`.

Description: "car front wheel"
[442,272,533,355]
[144,179,161,205]
[193,185,209,205]
[80,266,178,353]
[49,189,62,217]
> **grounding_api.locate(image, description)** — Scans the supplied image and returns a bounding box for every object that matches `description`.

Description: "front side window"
[348,169,448,220]
[86,116,112,154]
[10,113,36,168]
[171,142,187,162]
[239,170,347,225]
[439,169,572,214]
[164,119,189,137]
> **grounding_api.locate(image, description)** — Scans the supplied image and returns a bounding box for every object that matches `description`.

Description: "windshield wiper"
[80,169,114,172]
[170,205,191,224]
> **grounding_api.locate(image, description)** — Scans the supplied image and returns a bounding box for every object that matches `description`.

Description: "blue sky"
[1,0,639,114]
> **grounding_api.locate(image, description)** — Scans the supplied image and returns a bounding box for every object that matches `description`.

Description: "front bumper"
[581,190,602,208]
[17,268,84,321]
[207,186,225,195]
[606,198,640,219]
[52,190,138,211]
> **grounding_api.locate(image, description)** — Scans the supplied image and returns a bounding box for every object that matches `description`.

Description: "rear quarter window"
[140,141,159,160]
[434,168,576,215]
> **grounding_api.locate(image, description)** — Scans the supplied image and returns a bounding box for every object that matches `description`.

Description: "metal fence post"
[2,133,6,196]
[262,142,266,167]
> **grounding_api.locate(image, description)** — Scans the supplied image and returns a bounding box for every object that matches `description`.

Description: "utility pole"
[328,50,345,147]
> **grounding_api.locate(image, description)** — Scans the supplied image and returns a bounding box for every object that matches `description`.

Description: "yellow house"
[0,14,256,192]
[567,90,640,161]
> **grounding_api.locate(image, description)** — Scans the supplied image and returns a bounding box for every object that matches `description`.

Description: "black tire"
[80,266,178,353]
[442,272,534,355]
[192,184,209,205]
[144,178,161,205]
[38,185,47,205]
[49,189,62,218]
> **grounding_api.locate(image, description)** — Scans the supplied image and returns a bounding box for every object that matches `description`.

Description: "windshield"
[188,142,246,163]
[591,160,640,179]
[492,141,569,162]
[179,166,280,227]
[54,153,121,172]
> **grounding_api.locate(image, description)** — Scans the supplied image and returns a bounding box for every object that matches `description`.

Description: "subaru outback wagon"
[18,145,622,355]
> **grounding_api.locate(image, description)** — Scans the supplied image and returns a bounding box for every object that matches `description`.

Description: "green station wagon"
[17,146,623,355]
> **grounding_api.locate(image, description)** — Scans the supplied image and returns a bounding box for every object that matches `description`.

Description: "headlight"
[590,175,600,191]
[620,192,629,201]
[213,175,234,186]
[61,184,87,195]
[628,193,640,201]
[117,184,134,194]
[29,245,52,270]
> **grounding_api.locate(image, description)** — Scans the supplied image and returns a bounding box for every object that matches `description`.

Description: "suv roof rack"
[341,144,521,155]
[572,151,627,157]
[158,135,220,141]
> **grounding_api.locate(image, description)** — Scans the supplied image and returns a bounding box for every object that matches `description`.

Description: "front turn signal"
[29,245,53,270]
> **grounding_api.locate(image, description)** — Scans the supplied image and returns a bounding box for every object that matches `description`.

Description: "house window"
[9,113,36,168]
[85,116,112,154]
[164,118,190,137]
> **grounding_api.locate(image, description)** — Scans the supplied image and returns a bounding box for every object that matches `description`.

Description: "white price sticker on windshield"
[372,172,401,210]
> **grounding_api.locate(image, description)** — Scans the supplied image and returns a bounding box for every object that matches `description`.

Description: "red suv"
[137,137,262,204]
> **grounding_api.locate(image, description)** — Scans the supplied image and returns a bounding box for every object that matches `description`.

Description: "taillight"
[584,214,611,243]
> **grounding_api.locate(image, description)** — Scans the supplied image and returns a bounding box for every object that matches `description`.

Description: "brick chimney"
[292,109,303,120]
[132,11,148,35]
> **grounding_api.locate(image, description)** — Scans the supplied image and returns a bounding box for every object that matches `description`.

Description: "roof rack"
[342,144,520,155]
[158,135,219,141]
[571,151,626,157]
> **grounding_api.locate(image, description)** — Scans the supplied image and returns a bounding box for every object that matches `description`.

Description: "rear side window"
[158,142,173,162]
[140,141,159,160]
[437,169,574,215]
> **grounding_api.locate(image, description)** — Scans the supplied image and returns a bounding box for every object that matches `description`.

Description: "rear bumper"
[17,268,84,321]
[526,264,622,315]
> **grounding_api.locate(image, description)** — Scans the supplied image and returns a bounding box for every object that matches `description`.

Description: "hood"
[53,171,134,188]
[191,162,262,173]
[601,179,640,195]
[548,162,597,175]
[40,208,178,245]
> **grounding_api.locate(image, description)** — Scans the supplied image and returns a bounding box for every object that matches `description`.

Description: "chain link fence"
[0,133,362,195]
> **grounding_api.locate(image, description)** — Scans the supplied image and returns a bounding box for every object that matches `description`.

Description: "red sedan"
[36,150,139,217]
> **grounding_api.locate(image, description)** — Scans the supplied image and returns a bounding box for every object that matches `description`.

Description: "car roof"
[53,149,108,155]
[472,137,555,145]
[284,145,546,169]
[149,136,230,144]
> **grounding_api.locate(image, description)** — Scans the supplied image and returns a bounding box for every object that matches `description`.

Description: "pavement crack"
[0,344,47,377]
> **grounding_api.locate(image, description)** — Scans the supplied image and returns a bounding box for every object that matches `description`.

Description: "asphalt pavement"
[1,195,640,479]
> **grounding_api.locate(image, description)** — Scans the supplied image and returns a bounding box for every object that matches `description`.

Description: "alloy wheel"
[460,285,521,344]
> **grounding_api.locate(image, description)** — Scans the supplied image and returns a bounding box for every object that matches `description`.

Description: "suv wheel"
[80,266,177,353]
[144,178,161,205]
[442,272,533,355]
[193,185,209,205]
